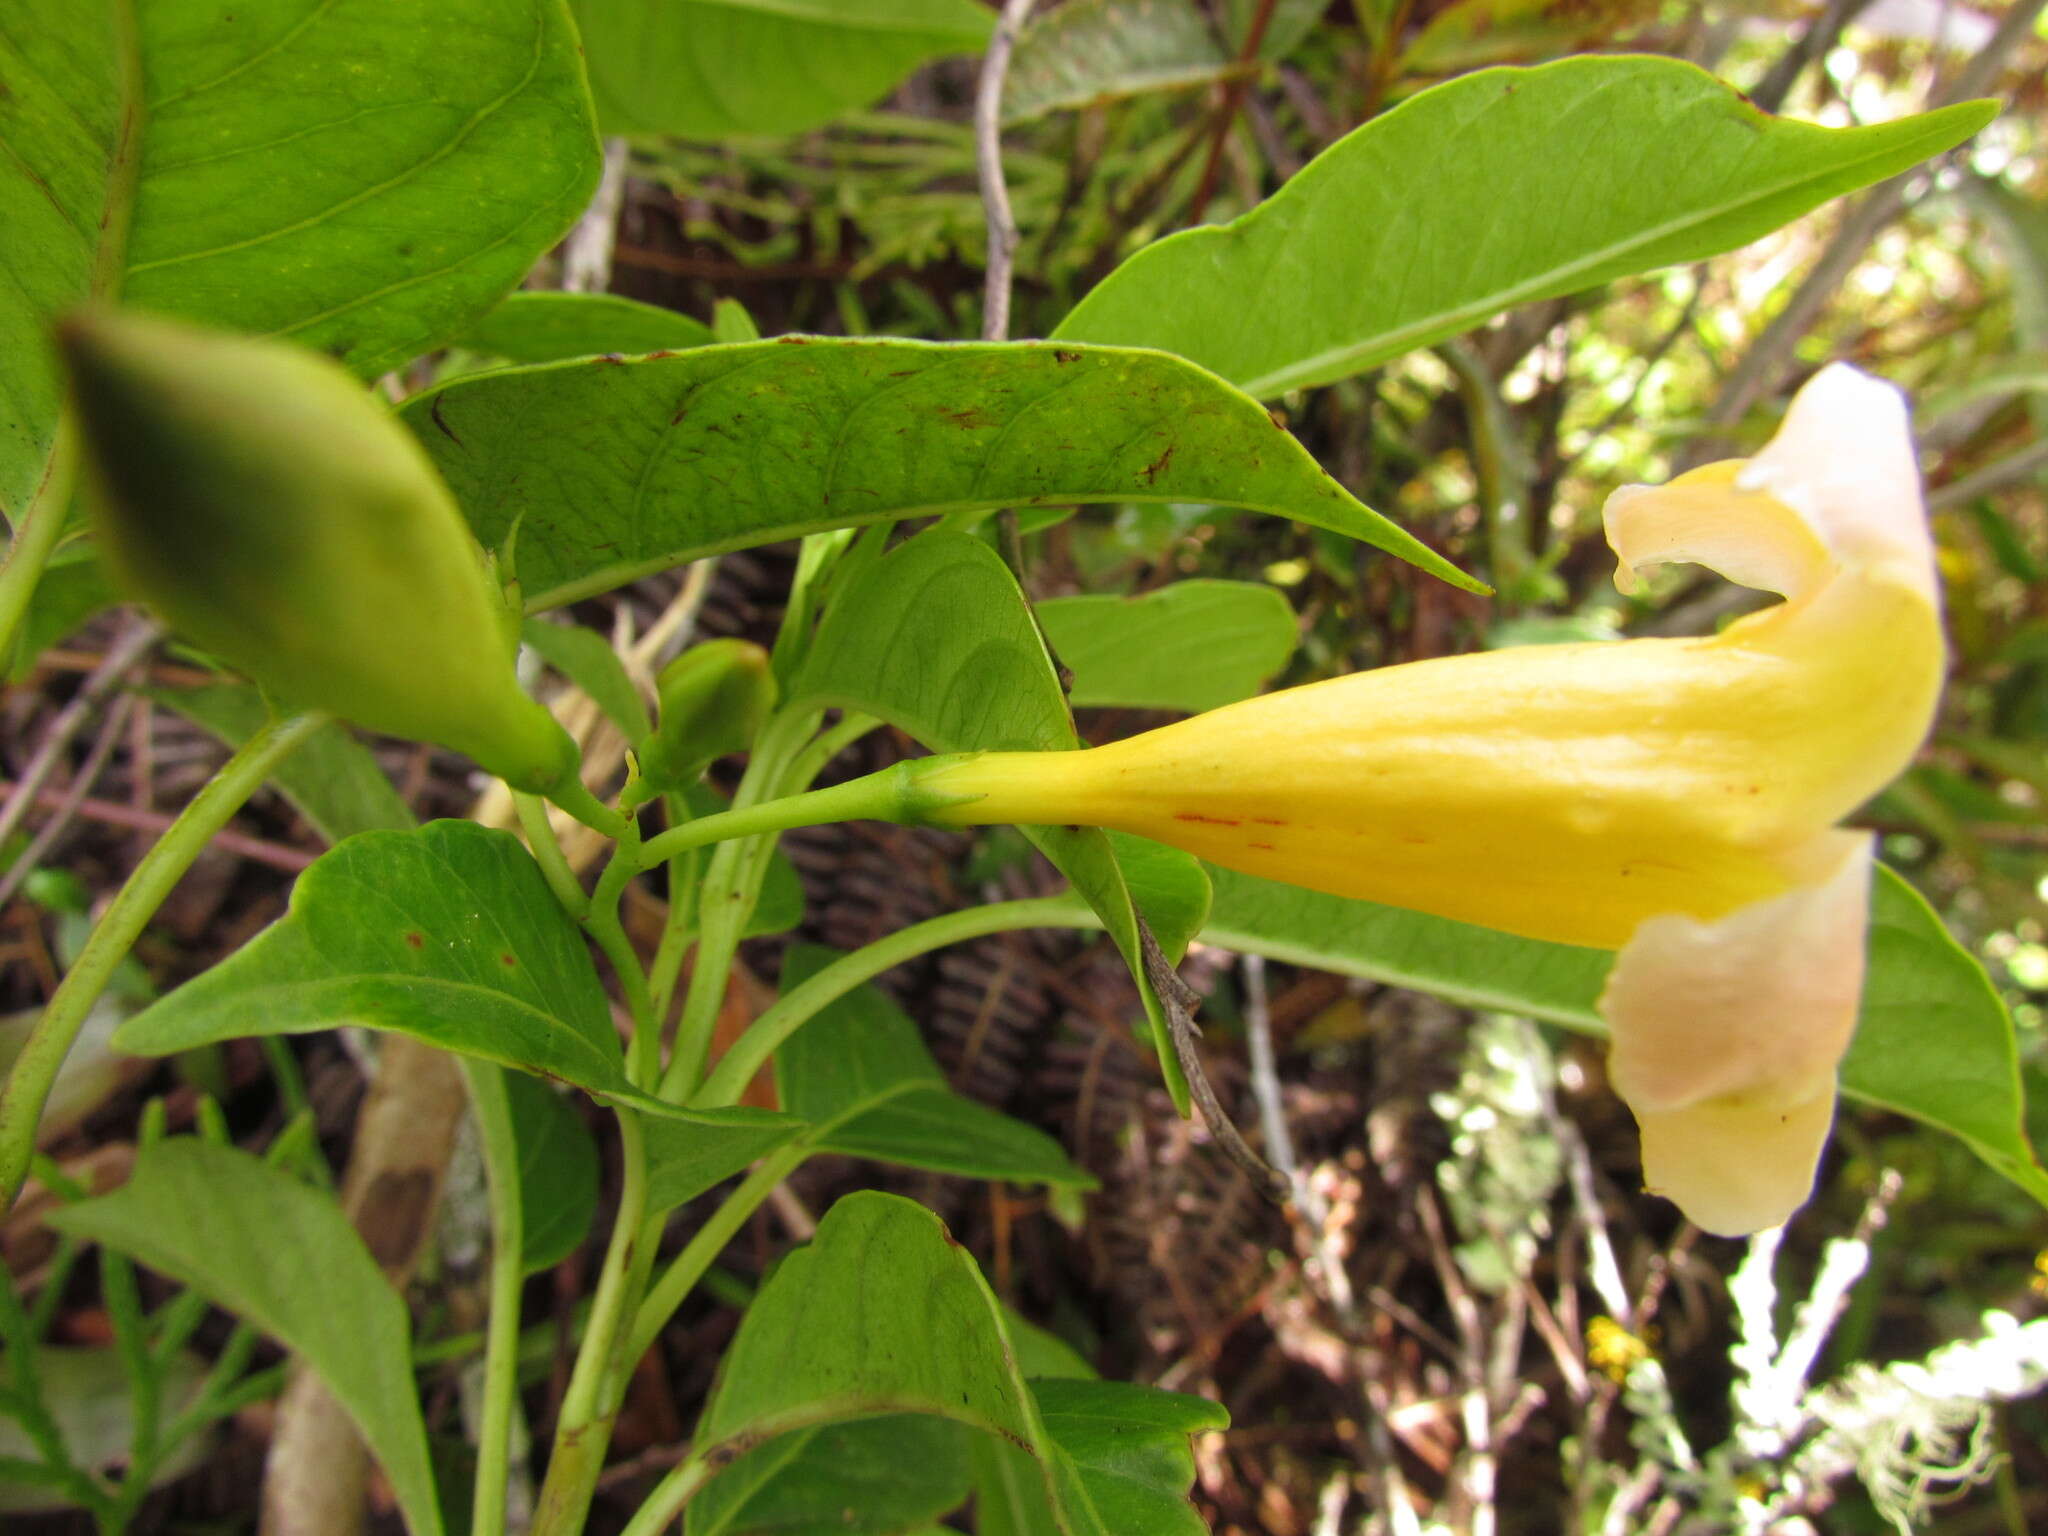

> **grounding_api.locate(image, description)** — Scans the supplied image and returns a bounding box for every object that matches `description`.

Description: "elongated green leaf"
[460,291,713,364]
[1054,57,1996,397]
[154,682,414,842]
[792,530,1207,1111]
[521,617,653,742]
[504,1070,600,1273]
[1038,581,1297,712]
[572,0,993,139]
[47,1141,445,1536]
[2,0,600,523]
[401,339,1477,610]
[778,947,1094,1187]
[1199,859,2048,1207]
[687,1415,973,1536]
[106,820,798,1133]
[1004,0,1235,124]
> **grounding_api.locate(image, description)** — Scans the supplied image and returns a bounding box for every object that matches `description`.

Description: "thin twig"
[1928,437,2048,510]
[1189,0,1281,225]
[1748,0,1877,115]
[0,694,135,911]
[0,783,314,872]
[1140,923,1287,1205]
[0,620,159,856]
[974,0,1039,343]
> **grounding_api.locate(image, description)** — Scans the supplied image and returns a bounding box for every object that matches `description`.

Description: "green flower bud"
[639,639,777,791]
[58,309,575,793]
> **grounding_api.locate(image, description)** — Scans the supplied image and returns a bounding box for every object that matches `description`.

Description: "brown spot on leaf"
[404,931,425,949]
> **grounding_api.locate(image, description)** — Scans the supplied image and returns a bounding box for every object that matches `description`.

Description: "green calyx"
[60,309,574,794]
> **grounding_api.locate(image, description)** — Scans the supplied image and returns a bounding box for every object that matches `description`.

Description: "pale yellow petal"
[1603,363,1935,604]
[1600,833,1871,1234]
[1632,1083,1838,1237]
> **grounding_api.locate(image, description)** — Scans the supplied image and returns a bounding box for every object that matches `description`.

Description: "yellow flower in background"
[922,364,1944,1236]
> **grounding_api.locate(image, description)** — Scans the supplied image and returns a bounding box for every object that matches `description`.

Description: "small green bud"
[639,639,777,791]
[58,309,574,792]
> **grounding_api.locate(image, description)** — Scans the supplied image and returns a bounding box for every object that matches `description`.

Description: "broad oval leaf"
[1053,56,1997,397]
[1038,581,1298,712]
[1031,1379,1228,1536]
[47,1140,445,1536]
[777,946,1094,1188]
[107,820,797,1133]
[1198,858,2048,1209]
[572,0,993,139]
[696,1192,1045,1457]
[2,0,600,520]
[400,339,1478,611]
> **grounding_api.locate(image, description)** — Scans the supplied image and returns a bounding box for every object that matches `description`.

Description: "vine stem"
[693,896,1092,1110]
[974,0,1039,341]
[529,1109,648,1536]
[0,710,327,1212]
[460,1062,526,1536]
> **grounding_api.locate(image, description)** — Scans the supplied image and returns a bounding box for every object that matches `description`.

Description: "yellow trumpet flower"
[920,364,1943,1235]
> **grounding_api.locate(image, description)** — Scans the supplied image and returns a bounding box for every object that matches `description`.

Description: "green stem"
[617,1451,716,1536]
[515,790,589,920]
[646,790,699,1029]
[0,418,79,670]
[530,1109,648,1536]
[461,1061,527,1536]
[0,711,327,1212]
[584,826,663,1091]
[781,711,881,792]
[627,1144,807,1362]
[547,771,630,840]
[694,898,1094,1110]
[634,762,919,871]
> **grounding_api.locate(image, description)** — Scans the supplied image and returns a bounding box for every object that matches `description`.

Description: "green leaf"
[642,1113,806,1218]
[792,529,1209,1111]
[1004,0,1235,124]
[7,548,114,680]
[696,1192,1045,1456]
[1032,1380,1228,1536]
[686,1414,973,1536]
[2,0,601,521]
[1198,862,2048,1208]
[154,682,414,842]
[401,339,1477,611]
[1037,582,1297,712]
[107,820,797,1134]
[1053,57,1997,397]
[503,1070,599,1274]
[777,946,1094,1188]
[521,617,653,742]
[696,1187,1219,1536]
[47,1141,445,1536]
[459,291,713,365]
[571,0,994,139]
[0,1346,213,1514]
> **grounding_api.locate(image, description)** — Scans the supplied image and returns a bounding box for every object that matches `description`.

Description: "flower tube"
[917,364,1943,1234]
